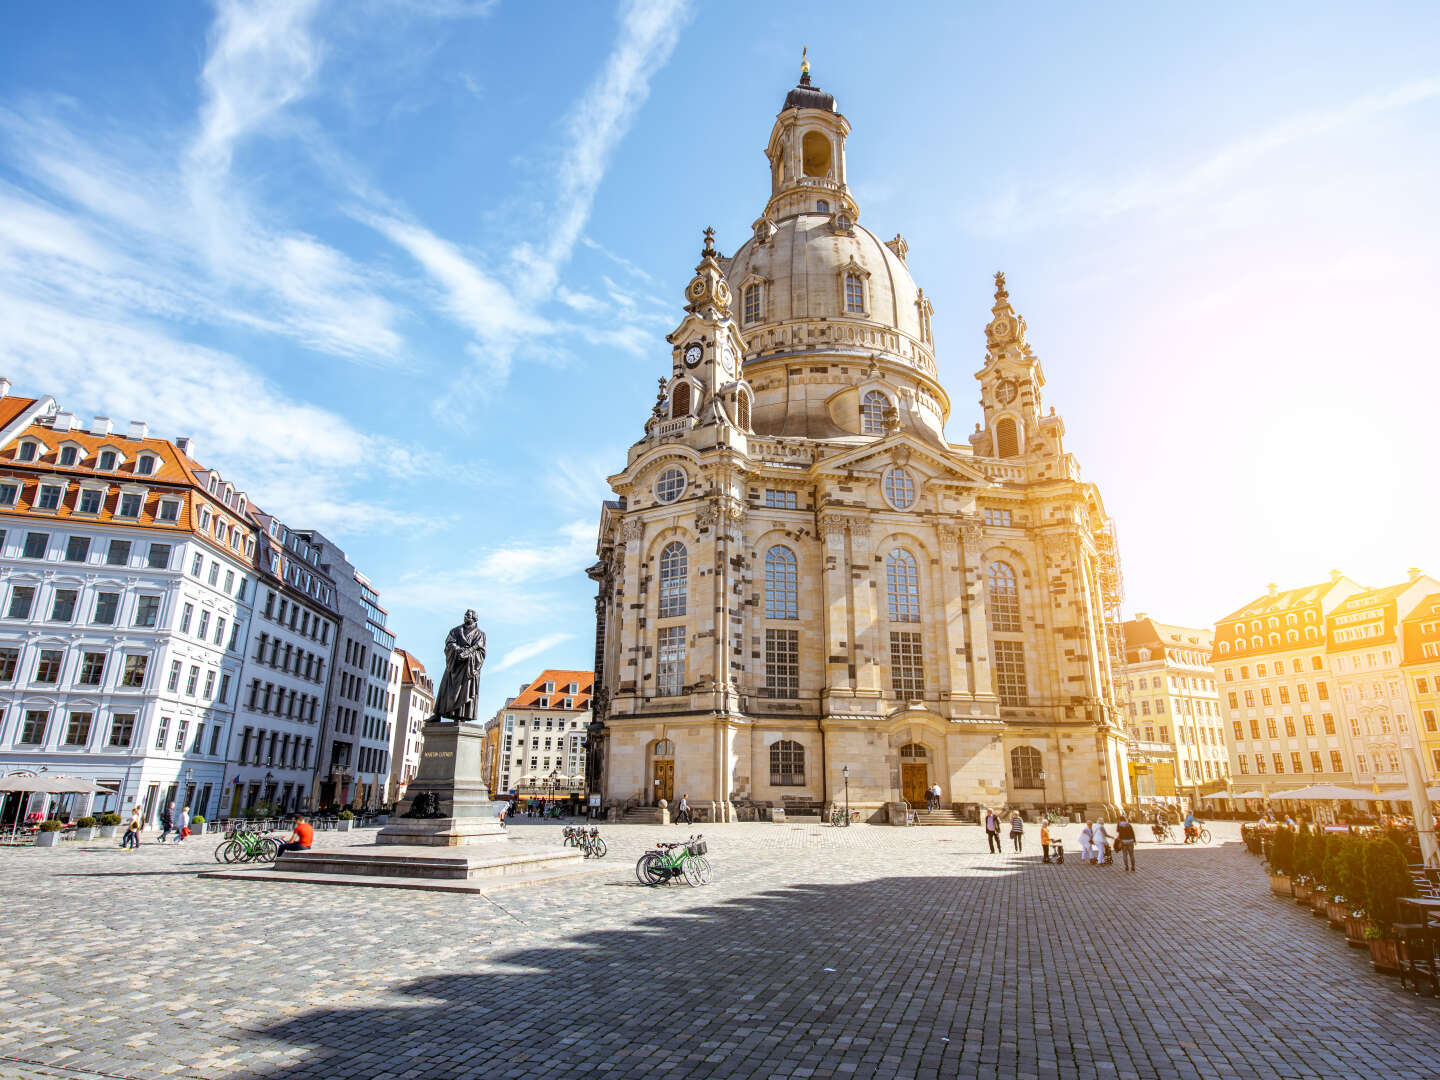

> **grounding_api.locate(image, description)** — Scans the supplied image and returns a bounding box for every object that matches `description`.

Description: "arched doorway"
[650,739,675,805]
[899,743,929,808]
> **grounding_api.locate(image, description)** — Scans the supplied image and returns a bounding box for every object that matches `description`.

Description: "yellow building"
[1120,616,1226,806]
[588,63,1128,823]
[1402,587,1440,781]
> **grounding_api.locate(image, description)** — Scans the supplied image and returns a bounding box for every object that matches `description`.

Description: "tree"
[1270,826,1295,878]
[1337,836,1367,910]
[1362,836,1415,935]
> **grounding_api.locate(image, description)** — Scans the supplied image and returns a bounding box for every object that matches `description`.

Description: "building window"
[1273,752,1285,774]
[7,586,36,619]
[882,467,916,510]
[764,546,798,620]
[763,628,800,698]
[0,482,16,505]
[64,535,91,562]
[736,391,751,431]
[656,626,686,697]
[658,541,687,618]
[0,647,18,681]
[117,493,143,518]
[671,381,691,419]
[744,283,762,324]
[147,543,171,570]
[653,467,687,505]
[19,709,49,744]
[107,539,131,566]
[769,739,805,786]
[78,652,106,686]
[23,532,48,559]
[994,640,1028,705]
[121,654,148,688]
[987,562,1021,632]
[36,484,63,510]
[996,417,1019,458]
[64,711,93,746]
[35,650,64,683]
[844,272,864,313]
[889,631,925,697]
[1011,745,1044,788]
[1239,757,1249,775]
[861,391,888,435]
[49,589,78,622]
[134,595,160,627]
[886,549,920,623]
[983,508,1012,527]
[17,441,39,462]
[763,489,797,509]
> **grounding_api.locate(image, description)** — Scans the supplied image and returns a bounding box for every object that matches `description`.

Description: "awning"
[0,773,110,794]
[1278,783,1379,801]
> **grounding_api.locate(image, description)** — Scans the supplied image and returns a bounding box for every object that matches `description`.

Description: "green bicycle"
[214,830,279,864]
[635,835,711,887]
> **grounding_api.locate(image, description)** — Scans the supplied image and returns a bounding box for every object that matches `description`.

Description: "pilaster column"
[938,524,968,697]
[819,515,853,691]
[848,517,883,694]
[960,521,994,697]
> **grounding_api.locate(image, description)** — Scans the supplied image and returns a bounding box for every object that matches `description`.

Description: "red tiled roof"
[511,669,594,710]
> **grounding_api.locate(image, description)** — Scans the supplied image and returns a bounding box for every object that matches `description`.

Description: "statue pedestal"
[377,721,504,847]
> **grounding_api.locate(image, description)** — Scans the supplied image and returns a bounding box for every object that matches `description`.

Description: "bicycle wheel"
[221,839,245,864]
[1199,827,1212,845]
[682,855,705,887]
[693,855,713,884]
[635,852,663,885]
[214,839,235,863]
[592,837,607,859]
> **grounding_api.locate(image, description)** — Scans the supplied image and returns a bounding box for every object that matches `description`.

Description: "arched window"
[1218,642,1230,655]
[861,390,888,434]
[899,742,928,758]
[737,390,751,431]
[653,739,674,757]
[882,467,916,509]
[1286,630,1298,643]
[886,549,920,622]
[1011,745,1043,788]
[996,417,1019,458]
[671,382,691,419]
[654,467,687,504]
[658,542,687,618]
[844,272,864,313]
[770,739,804,785]
[764,546,798,620]
[802,131,831,176]
[988,562,1021,632]
[743,283,762,324]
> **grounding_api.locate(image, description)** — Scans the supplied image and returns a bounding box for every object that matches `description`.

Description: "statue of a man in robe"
[431,609,486,722]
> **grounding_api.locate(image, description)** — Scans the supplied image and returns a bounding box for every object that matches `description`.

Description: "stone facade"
[588,68,1127,823]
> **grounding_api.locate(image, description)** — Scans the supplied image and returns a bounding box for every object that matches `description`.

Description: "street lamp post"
[1038,768,1047,819]
[549,767,560,818]
[842,764,850,826]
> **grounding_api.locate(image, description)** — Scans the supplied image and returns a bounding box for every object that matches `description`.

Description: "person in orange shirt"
[277,815,314,856]
[1040,820,1052,863]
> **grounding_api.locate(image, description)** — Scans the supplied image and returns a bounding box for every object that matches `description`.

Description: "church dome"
[724,215,930,359]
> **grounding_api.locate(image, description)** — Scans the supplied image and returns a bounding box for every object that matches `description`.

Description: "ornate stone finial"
[652,377,667,420]
[800,46,810,82]
[986,270,1025,348]
[885,233,909,263]
[702,225,716,257]
[881,403,901,436]
[994,271,1008,302]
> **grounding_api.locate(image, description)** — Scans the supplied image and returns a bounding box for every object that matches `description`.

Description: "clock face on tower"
[717,343,734,376]
[996,378,1018,405]
[683,343,703,368]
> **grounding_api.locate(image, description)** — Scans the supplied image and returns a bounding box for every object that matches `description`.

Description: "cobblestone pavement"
[0,820,1435,1080]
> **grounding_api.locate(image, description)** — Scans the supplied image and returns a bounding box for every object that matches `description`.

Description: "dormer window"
[157,499,180,523]
[77,487,104,515]
[58,445,80,467]
[208,476,218,494]
[845,273,864,313]
[834,213,853,233]
[16,440,40,462]
[117,492,143,518]
[743,283,762,324]
[136,454,157,476]
[97,449,117,471]
[861,390,888,435]
[198,507,212,530]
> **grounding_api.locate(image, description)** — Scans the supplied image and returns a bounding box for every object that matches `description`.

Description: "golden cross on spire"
[801,46,809,76]
[994,270,1008,301]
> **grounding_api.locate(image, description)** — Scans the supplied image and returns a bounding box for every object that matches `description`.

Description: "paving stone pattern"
[0,821,1434,1080]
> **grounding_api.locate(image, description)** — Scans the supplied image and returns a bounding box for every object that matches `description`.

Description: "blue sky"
[2,1,1438,718]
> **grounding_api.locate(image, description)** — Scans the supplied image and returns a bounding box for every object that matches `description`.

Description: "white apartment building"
[488,669,592,802]
[224,513,338,815]
[387,648,432,802]
[0,390,258,824]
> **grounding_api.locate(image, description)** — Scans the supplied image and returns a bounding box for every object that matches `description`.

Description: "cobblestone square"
[0,822,1435,1080]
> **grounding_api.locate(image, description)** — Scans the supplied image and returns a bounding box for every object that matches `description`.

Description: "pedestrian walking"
[1092,820,1110,866]
[984,808,1002,853]
[1010,811,1025,852]
[1115,815,1137,872]
[676,793,693,825]
[158,801,175,843]
[121,805,142,849]
[1078,820,1094,863]
[177,805,191,842]
[1040,819,1052,864]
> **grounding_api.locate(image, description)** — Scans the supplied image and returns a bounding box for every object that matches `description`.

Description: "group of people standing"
[117,801,193,849]
[982,809,1140,871]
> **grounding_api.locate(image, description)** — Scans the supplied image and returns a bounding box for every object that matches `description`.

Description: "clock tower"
[971,272,1064,467]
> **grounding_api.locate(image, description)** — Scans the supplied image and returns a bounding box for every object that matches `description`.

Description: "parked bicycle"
[562,825,587,847]
[1184,821,1213,845]
[635,834,711,886]
[829,807,860,826]
[581,827,607,859]
[213,829,279,863]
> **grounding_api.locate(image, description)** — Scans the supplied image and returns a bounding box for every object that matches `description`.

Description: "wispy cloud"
[492,632,576,672]
[968,76,1440,234]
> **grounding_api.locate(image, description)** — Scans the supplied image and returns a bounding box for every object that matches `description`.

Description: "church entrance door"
[901,763,928,808]
[653,760,674,805]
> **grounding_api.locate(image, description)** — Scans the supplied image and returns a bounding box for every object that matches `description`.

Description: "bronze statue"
[432,609,485,722]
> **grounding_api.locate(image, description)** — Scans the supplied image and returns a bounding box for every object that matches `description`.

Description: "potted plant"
[1361,836,1414,975]
[98,812,122,838]
[1306,831,1331,915]
[1267,826,1295,896]
[73,815,98,841]
[34,819,65,847]
[1338,838,1370,947]
[190,814,206,836]
[337,809,355,832]
[1291,826,1313,904]
[1322,835,1349,929]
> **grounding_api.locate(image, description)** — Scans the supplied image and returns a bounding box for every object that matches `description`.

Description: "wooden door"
[654,760,674,804]
[901,763,928,807]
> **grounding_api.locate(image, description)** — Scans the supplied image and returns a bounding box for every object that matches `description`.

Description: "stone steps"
[912,810,975,826]
[199,862,611,894]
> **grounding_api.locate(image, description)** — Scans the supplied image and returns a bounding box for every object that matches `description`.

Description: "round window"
[654,467,687,504]
[882,467,916,510]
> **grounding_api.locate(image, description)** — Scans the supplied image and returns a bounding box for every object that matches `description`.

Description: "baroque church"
[587,62,1130,822]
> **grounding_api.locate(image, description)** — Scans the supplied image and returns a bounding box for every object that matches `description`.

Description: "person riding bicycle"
[1183,808,1198,844]
[276,815,313,857]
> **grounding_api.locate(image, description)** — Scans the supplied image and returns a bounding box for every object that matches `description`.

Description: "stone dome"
[723,213,930,360]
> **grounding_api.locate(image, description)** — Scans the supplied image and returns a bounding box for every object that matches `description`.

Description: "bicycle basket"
[686,840,708,856]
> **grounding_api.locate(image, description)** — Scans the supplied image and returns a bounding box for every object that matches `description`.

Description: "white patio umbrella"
[1281,783,1377,801]
[0,773,108,794]
[1400,746,1439,868]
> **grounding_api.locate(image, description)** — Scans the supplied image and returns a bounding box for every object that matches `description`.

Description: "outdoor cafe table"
[1398,896,1440,927]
